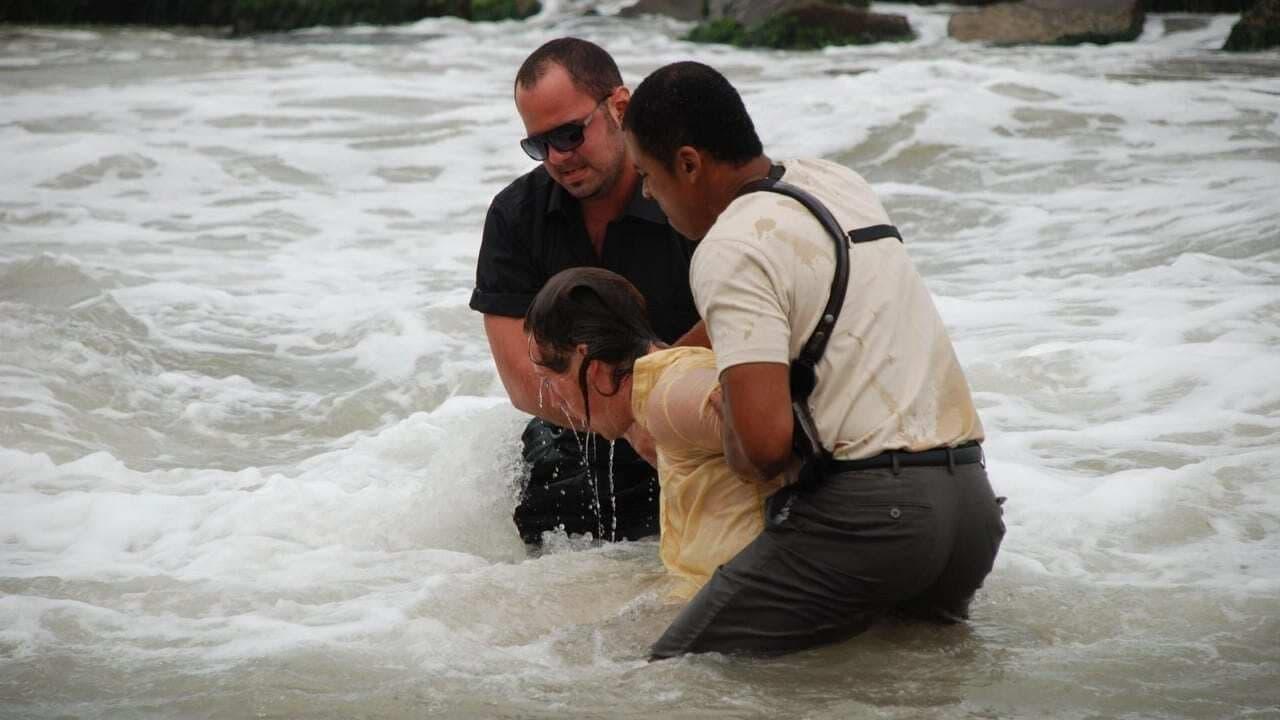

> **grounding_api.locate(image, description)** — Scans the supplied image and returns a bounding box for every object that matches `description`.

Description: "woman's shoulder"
[633,346,717,413]
[637,346,716,375]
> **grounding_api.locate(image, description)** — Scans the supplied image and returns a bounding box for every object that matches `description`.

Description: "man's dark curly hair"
[623,61,763,171]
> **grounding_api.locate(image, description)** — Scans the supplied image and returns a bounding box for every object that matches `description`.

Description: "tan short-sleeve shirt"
[690,158,983,461]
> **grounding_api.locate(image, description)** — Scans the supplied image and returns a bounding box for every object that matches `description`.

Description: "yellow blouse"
[630,346,785,601]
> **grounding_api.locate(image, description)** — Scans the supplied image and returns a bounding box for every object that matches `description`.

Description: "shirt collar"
[546,174,667,225]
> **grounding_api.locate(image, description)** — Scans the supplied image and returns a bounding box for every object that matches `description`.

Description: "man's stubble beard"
[562,117,626,202]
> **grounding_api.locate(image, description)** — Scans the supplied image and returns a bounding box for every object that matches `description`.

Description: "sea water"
[1,4,1278,718]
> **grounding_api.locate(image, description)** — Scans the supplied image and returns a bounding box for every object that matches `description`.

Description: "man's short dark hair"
[623,61,763,170]
[515,37,622,101]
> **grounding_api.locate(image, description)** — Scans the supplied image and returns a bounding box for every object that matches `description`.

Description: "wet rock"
[688,0,912,49]
[230,0,470,33]
[948,0,1145,45]
[891,0,1005,5]
[471,0,541,21]
[1223,0,1280,50]
[710,0,866,26]
[618,0,705,21]
[0,0,521,34]
[0,0,235,25]
[1146,0,1256,11]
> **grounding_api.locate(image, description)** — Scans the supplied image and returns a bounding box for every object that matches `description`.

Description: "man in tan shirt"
[623,61,1006,658]
[692,156,985,463]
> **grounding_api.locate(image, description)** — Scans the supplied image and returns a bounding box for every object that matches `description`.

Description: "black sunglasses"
[519,95,611,162]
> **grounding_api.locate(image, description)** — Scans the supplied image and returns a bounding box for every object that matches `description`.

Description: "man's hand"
[706,385,723,418]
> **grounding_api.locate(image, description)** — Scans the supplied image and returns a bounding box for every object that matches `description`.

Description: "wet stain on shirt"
[754,217,776,238]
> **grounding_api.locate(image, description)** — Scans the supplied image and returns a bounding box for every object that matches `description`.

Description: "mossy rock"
[471,0,541,21]
[231,0,468,33]
[687,18,748,43]
[1,0,488,33]
[1146,0,1256,11]
[688,3,913,49]
[0,0,235,25]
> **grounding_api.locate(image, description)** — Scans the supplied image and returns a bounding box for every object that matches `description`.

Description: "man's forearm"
[719,363,794,482]
[722,413,787,482]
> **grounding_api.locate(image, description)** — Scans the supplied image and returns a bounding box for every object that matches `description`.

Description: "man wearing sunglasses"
[470,37,707,546]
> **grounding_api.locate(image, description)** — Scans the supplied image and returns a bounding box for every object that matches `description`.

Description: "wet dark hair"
[515,37,623,101]
[623,60,763,171]
[524,268,659,427]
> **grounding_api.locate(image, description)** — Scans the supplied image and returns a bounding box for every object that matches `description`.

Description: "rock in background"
[1223,0,1280,49]
[887,0,1004,4]
[948,0,1145,45]
[1146,0,1256,11]
[0,0,537,34]
[5,0,1267,49]
[682,0,912,49]
[618,0,704,21]
[471,0,541,21]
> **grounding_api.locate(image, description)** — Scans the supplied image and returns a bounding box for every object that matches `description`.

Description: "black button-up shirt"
[470,166,700,344]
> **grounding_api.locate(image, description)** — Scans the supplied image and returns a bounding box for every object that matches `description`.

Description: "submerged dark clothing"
[650,461,1005,658]
[515,418,659,544]
[472,166,698,544]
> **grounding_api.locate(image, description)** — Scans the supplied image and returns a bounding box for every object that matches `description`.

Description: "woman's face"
[528,338,627,439]
[529,339,590,429]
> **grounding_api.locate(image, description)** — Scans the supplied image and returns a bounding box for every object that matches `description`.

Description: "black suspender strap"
[848,224,902,244]
[734,164,903,469]
[737,174,849,384]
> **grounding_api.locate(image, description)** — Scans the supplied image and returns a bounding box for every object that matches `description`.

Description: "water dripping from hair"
[555,401,606,541]
[608,439,617,541]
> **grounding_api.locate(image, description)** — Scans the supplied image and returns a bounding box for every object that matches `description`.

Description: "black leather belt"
[828,441,983,474]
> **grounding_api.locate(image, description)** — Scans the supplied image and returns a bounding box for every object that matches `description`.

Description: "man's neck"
[580,164,638,247]
[714,155,775,214]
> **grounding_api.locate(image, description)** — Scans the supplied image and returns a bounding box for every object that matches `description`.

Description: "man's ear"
[675,145,701,185]
[610,87,630,125]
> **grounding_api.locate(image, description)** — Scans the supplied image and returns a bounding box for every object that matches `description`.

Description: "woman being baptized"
[525,267,785,600]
